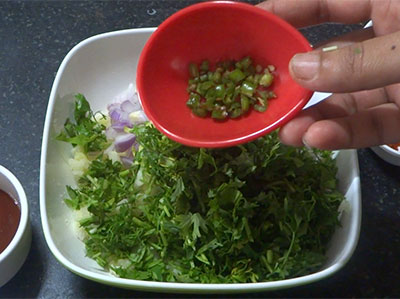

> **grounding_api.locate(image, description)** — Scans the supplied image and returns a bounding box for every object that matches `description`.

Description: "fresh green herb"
[58,99,344,283]
[186,57,277,120]
[56,94,109,153]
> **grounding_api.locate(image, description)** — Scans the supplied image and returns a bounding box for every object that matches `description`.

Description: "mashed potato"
[68,147,90,178]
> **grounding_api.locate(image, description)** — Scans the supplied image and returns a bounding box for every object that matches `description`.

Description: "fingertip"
[289,52,320,82]
[278,123,304,147]
[303,122,332,150]
[256,1,273,10]
[302,120,351,150]
[278,113,316,147]
[278,106,323,147]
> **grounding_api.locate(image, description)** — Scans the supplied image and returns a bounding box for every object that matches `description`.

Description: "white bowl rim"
[40,27,362,293]
[379,144,400,156]
[0,165,29,261]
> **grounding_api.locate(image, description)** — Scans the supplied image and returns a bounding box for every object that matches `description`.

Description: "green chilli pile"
[186,57,277,119]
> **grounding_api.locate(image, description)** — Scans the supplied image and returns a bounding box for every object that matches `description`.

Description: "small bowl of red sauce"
[0,165,31,287]
[371,143,400,166]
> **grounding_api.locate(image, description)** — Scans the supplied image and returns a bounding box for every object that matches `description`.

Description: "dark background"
[1,1,400,297]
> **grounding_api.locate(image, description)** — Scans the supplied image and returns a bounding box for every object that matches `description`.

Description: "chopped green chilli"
[58,96,345,283]
[186,57,277,120]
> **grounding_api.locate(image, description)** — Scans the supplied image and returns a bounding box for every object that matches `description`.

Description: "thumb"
[289,31,400,93]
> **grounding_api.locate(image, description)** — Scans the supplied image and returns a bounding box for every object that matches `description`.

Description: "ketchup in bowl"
[0,189,20,253]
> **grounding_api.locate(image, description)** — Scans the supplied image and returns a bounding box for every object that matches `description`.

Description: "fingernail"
[290,52,320,81]
[302,135,312,149]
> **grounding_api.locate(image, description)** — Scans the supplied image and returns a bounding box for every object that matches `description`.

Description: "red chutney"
[388,142,400,151]
[0,189,21,253]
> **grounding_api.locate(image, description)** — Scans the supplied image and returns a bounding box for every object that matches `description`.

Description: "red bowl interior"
[137,1,312,148]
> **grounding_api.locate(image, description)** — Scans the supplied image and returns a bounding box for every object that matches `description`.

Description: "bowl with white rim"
[371,144,400,166]
[0,165,31,287]
[40,27,362,293]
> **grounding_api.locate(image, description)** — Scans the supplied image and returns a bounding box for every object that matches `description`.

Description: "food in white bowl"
[40,28,362,293]
[0,165,31,287]
[55,88,348,282]
[371,143,400,166]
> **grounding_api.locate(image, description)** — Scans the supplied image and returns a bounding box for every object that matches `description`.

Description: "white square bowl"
[40,28,362,293]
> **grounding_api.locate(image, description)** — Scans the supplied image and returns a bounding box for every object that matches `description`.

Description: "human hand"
[258,0,400,150]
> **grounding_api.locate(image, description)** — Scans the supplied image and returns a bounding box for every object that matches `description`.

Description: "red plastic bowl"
[137,1,312,148]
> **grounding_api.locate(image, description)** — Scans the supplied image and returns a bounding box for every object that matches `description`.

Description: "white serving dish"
[371,145,400,166]
[40,28,362,293]
[0,165,31,287]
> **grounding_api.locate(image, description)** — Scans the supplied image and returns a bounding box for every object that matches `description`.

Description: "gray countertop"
[1,1,400,298]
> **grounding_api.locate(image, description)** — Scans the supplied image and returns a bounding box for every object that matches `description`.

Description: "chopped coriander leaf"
[59,96,344,283]
[56,94,109,153]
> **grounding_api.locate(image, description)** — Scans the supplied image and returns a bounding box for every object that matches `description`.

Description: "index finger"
[257,0,371,28]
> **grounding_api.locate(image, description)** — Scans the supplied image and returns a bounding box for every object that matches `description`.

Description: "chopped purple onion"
[133,140,140,151]
[105,127,118,140]
[111,120,133,132]
[110,109,130,124]
[108,108,121,120]
[130,110,148,125]
[107,102,120,114]
[120,156,134,167]
[114,133,136,153]
[106,88,147,165]
[121,100,137,114]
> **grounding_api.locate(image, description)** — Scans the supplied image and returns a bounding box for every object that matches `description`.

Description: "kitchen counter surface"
[1,1,400,298]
